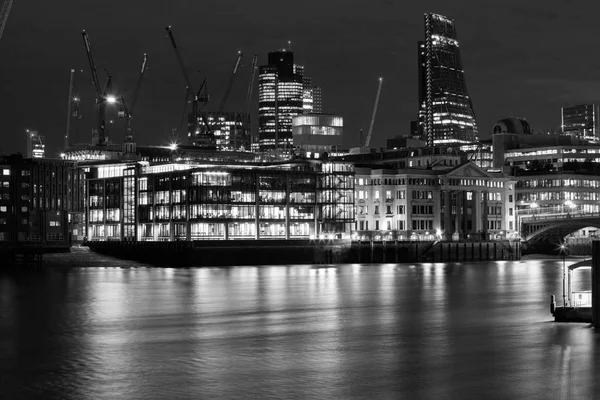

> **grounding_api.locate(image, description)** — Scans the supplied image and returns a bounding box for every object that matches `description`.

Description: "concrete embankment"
[347,240,520,263]
[86,239,352,267]
[85,239,520,267]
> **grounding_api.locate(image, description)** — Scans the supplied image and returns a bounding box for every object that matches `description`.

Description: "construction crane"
[119,53,148,145]
[82,30,115,146]
[64,69,75,150]
[165,26,211,143]
[218,51,243,112]
[0,0,14,42]
[245,53,258,113]
[246,53,258,145]
[364,77,383,147]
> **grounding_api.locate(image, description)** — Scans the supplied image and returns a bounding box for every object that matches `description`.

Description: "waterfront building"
[562,104,599,143]
[292,114,343,154]
[417,13,478,146]
[504,144,600,218]
[84,159,354,242]
[353,162,516,241]
[258,51,304,151]
[0,154,85,245]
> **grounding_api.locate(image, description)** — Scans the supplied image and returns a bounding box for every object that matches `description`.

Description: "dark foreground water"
[1,251,598,399]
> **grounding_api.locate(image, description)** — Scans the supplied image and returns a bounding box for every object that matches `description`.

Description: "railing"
[521,211,600,223]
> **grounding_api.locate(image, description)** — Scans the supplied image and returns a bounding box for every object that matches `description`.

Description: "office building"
[292,114,343,154]
[85,159,355,242]
[353,162,516,241]
[417,13,478,146]
[0,154,85,245]
[562,104,600,143]
[258,51,304,151]
[201,112,251,151]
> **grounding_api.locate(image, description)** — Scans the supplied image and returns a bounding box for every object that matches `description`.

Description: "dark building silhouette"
[0,154,85,246]
[418,13,478,146]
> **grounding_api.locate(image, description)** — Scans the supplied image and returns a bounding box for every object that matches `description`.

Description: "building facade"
[258,51,304,151]
[0,154,85,246]
[561,104,599,143]
[354,162,516,241]
[199,112,251,151]
[418,13,478,146]
[504,144,600,218]
[85,160,354,242]
[292,114,343,154]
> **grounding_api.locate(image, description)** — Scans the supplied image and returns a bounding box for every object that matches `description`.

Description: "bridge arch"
[525,220,600,246]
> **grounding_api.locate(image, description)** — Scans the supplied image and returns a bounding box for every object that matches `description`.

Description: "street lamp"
[560,244,568,307]
[531,202,538,219]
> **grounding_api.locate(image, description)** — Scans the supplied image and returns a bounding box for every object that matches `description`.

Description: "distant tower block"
[26,129,46,159]
[418,13,478,146]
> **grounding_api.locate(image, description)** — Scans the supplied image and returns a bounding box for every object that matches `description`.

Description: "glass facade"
[418,13,478,146]
[86,160,355,241]
[258,51,304,151]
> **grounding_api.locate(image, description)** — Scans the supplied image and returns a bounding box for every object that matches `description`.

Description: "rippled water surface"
[1,251,599,399]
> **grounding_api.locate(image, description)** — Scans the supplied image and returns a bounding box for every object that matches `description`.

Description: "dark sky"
[1,0,600,157]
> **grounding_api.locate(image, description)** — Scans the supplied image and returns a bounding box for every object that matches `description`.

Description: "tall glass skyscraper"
[258,51,303,151]
[418,13,478,146]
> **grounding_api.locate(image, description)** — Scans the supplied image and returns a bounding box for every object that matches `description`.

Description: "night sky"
[1,0,599,157]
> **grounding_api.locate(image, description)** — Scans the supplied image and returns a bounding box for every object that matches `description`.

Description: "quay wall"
[85,239,520,267]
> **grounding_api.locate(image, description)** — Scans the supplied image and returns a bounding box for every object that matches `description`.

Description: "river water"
[1,251,598,399]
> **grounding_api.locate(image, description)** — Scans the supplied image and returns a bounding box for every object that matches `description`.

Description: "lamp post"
[560,244,567,307]
[531,202,538,219]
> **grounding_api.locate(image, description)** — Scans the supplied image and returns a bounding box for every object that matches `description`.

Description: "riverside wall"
[85,239,520,267]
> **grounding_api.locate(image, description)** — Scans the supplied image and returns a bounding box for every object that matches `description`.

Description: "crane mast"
[121,53,148,144]
[364,77,383,148]
[246,53,258,146]
[64,69,75,151]
[82,30,111,146]
[165,26,213,147]
[218,51,243,112]
[0,0,14,42]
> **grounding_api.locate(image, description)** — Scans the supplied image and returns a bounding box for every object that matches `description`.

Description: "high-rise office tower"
[561,104,600,143]
[418,13,478,146]
[258,51,303,151]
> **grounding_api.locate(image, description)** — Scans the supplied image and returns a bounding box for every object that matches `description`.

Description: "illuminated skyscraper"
[258,51,303,151]
[418,13,478,146]
[561,104,600,143]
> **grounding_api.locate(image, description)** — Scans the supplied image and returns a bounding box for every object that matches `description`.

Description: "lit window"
[2,169,9,176]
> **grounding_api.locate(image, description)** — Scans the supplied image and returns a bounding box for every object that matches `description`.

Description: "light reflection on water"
[0,253,599,399]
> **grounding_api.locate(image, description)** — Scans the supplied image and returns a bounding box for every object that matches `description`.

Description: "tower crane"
[246,53,258,144]
[64,69,75,150]
[0,0,14,42]
[82,30,114,146]
[364,77,383,148]
[165,26,212,145]
[218,51,243,112]
[119,53,148,146]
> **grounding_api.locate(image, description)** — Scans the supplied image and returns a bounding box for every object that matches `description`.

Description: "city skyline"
[1,1,599,157]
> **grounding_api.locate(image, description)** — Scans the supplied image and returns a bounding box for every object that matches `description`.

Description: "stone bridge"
[521,212,600,245]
